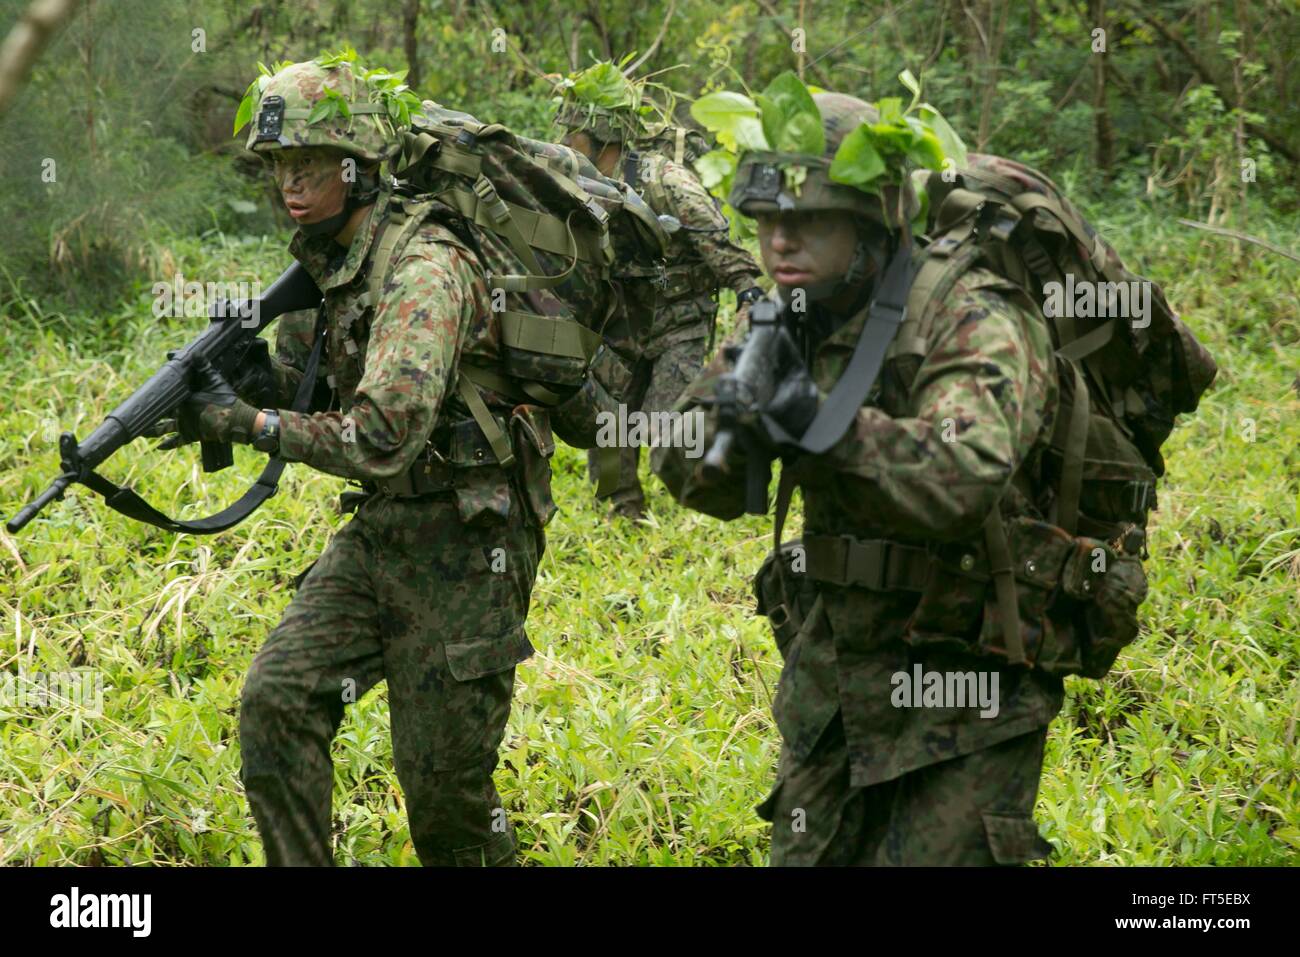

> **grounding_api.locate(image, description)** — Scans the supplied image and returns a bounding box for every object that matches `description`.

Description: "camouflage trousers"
[587,335,708,512]
[239,490,541,866]
[757,713,1054,866]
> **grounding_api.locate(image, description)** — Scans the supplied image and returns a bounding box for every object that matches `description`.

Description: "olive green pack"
[359,101,668,480]
[891,153,1219,677]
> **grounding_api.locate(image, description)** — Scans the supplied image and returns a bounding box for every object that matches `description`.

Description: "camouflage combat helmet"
[555,100,643,145]
[241,57,406,165]
[552,60,656,145]
[729,92,919,233]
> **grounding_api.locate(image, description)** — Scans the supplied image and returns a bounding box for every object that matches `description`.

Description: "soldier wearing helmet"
[555,63,763,522]
[654,86,1064,865]
[159,53,560,866]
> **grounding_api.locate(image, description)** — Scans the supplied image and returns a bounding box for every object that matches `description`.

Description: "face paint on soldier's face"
[756,210,861,292]
[271,147,349,225]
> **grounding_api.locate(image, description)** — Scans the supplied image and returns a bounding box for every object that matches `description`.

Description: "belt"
[367,457,460,498]
[803,534,936,592]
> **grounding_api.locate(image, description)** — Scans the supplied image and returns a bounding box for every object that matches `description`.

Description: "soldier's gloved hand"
[747,361,821,454]
[230,338,280,409]
[155,358,260,449]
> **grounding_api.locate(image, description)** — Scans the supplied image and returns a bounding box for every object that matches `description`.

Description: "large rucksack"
[892,154,1218,677]
[371,101,667,460]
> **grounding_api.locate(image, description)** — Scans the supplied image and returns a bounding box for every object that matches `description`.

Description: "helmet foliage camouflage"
[552,59,670,145]
[692,71,967,234]
[731,93,920,229]
[235,49,419,165]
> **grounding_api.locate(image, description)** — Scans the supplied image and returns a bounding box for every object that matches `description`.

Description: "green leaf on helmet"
[234,76,260,135]
[570,62,635,110]
[898,69,921,103]
[903,117,945,170]
[691,90,763,143]
[829,124,886,186]
[784,164,808,196]
[758,71,824,155]
[694,149,736,191]
[865,120,915,156]
[306,100,332,126]
[909,168,931,233]
[917,104,968,167]
[876,97,905,125]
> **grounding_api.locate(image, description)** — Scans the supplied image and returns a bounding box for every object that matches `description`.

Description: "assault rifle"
[699,297,802,515]
[6,263,323,534]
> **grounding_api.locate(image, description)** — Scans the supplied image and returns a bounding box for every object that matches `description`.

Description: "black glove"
[230,338,280,409]
[154,358,258,450]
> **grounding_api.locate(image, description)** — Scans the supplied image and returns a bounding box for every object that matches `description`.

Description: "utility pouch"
[753,539,817,660]
[447,416,513,525]
[588,343,637,402]
[509,406,558,528]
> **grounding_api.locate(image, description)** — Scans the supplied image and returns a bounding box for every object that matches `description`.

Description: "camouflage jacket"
[619,151,760,357]
[652,268,1066,787]
[262,189,558,527]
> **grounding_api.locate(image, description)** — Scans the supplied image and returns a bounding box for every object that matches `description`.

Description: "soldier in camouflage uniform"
[164,55,572,866]
[555,79,763,520]
[653,93,1064,865]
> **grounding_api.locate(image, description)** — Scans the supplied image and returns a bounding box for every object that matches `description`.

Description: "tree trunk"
[403,0,421,90]
[1092,0,1114,179]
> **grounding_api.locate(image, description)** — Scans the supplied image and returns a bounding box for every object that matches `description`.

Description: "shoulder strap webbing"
[83,311,328,535]
[983,509,1028,666]
[455,371,515,468]
[1050,359,1090,534]
[367,195,437,308]
[784,230,916,455]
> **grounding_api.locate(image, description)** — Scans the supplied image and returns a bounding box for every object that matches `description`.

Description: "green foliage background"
[0,0,1297,864]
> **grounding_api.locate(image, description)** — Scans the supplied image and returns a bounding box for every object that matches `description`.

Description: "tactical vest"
[758,155,1217,680]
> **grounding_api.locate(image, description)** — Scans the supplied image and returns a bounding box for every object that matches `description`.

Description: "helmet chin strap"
[298,166,382,239]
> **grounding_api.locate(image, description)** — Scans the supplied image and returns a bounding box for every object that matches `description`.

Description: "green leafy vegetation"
[0,0,1296,867]
[1,207,1296,865]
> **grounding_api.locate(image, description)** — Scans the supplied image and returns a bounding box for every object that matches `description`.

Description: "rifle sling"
[787,230,916,455]
[84,311,328,535]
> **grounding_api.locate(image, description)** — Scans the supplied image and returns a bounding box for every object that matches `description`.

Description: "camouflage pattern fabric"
[622,151,760,358]
[652,266,1066,863]
[246,59,402,164]
[586,336,707,511]
[240,185,557,866]
[757,714,1054,865]
[241,492,539,866]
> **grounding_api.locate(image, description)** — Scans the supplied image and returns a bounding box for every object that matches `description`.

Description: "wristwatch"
[737,285,765,307]
[251,410,281,454]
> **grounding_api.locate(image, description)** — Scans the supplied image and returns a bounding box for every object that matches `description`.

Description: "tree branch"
[0,0,81,116]
[1177,219,1300,263]
[751,0,832,87]
[624,0,677,77]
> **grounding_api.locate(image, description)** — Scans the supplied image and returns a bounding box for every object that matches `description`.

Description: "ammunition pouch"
[804,519,1148,679]
[364,411,527,526]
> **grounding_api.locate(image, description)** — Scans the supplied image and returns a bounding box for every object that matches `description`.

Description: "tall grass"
[0,209,1296,865]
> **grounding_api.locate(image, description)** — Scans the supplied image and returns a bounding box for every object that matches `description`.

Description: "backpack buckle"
[1127,480,1153,513]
